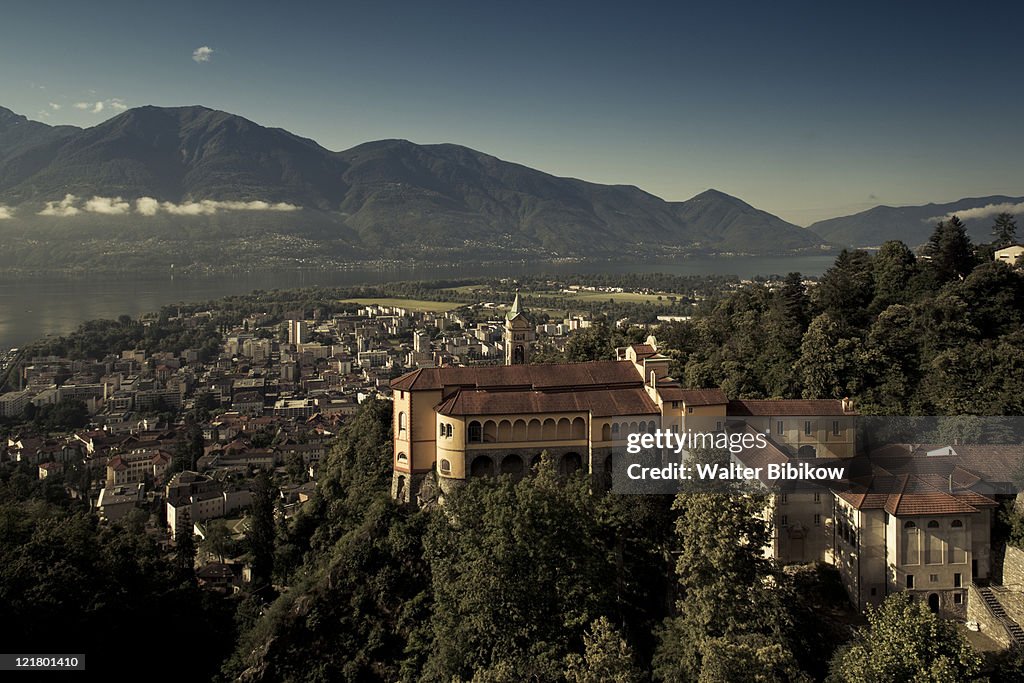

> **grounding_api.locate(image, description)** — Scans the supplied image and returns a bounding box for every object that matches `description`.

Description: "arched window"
[439,423,445,437]
[904,521,916,529]
[398,412,407,433]
[397,452,408,463]
[468,421,482,443]
[927,520,940,528]
[446,424,453,438]
[440,459,451,473]
[951,519,963,528]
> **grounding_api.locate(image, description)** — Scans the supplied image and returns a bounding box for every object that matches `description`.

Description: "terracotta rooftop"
[727,399,855,416]
[658,387,727,405]
[836,453,1000,516]
[630,344,656,359]
[391,360,644,392]
[436,386,659,418]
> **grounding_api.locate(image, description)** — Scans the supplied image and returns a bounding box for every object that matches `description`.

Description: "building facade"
[390,299,856,516]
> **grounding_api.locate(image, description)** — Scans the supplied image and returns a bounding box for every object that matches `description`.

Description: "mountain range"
[1,104,1016,272]
[0,105,825,270]
[808,196,1024,248]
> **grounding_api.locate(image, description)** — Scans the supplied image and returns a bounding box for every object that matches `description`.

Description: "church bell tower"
[505,290,534,365]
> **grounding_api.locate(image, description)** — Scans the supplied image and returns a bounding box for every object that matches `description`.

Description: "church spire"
[504,289,533,365]
[507,289,523,320]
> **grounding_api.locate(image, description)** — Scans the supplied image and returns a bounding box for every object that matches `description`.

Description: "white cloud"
[39,194,81,216]
[84,196,131,215]
[159,199,300,215]
[0,206,14,220]
[192,46,214,63]
[136,197,160,216]
[74,101,104,114]
[927,201,1024,224]
[40,195,300,217]
[72,99,128,114]
[48,102,61,110]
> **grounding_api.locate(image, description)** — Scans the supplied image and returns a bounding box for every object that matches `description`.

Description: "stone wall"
[1002,545,1024,591]
[967,584,1012,648]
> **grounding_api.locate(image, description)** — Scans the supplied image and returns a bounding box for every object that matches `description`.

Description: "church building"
[390,295,856,508]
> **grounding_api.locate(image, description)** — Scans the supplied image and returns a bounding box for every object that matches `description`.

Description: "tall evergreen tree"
[249,470,277,590]
[812,250,875,330]
[992,211,1018,248]
[922,216,977,283]
[173,524,196,575]
[870,240,917,312]
[778,272,810,332]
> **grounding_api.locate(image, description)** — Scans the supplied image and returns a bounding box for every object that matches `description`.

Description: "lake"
[0,255,836,349]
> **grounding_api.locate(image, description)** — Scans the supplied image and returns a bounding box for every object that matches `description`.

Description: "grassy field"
[531,291,681,304]
[338,297,464,312]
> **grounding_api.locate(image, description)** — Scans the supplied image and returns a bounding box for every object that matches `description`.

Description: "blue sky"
[1,0,1022,225]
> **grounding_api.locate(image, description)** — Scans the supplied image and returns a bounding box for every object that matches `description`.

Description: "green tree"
[173,524,196,575]
[284,450,306,483]
[794,314,863,399]
[698,634,810,683]
[778,272,810,332]
[992,211,1018,248]
[424,452,615,681]
[957,260,1024,338]
[812,249,875,330]
[224,499,433,683]
[249,470,277,590]
[858,305,921,413]
[871,240,917,313]
[565,616,643,683]
[921,216,977,284]
[201,519,235,563]
[565,323,615,362]
[0,501,234,678]
[827,592,982,682]
[654,480,797,682]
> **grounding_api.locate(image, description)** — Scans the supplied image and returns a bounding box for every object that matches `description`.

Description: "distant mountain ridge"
[0,105,825,265]
[808,195,1024,248]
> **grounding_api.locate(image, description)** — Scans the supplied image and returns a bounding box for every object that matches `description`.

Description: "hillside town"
[0,295,609,591]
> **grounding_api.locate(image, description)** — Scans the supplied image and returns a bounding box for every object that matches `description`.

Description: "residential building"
[995,244,1024,267]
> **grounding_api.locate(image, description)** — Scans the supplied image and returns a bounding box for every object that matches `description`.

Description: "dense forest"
[644,217,1021,415]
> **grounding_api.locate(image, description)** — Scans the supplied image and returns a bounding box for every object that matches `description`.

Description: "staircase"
[976,585,1024,647]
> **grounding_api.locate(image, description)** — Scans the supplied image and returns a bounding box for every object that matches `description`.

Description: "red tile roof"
[630,344,656,359]
[658,387,727,405]
[436,386,659,418]
[728,399,855,416]
[391,360,643,392]
[836,453,1000,516]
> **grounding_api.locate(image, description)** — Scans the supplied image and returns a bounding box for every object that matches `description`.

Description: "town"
[0,276,710,593]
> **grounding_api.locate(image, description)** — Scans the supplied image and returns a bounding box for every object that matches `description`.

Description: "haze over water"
[0,256,834,349]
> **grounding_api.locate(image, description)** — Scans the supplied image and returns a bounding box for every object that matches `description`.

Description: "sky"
[1,0,1022,225]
